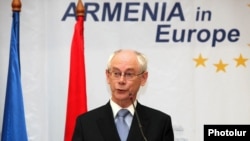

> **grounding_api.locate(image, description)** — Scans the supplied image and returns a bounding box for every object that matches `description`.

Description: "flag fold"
[64,15,87,141]
[1,12,28,141]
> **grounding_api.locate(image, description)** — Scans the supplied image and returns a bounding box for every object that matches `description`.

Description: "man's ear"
[106,70,111,84]
[140,71,148,86]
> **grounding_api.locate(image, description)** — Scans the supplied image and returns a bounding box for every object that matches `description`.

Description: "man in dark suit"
[72,49,174,141]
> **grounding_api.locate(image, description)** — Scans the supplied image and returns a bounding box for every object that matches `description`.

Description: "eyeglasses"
[108,71,144,80]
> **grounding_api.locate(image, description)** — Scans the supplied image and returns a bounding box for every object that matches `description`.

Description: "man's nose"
[118,74,126,84]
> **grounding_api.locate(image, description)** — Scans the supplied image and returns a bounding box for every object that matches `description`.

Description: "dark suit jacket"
[72,101,174,141]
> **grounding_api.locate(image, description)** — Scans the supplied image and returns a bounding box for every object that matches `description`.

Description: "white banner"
[1,0,250,141]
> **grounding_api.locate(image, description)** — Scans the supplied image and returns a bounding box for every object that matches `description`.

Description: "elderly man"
[73,49,174,141]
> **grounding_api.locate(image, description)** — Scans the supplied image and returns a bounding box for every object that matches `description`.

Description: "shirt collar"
[110,98,137,118]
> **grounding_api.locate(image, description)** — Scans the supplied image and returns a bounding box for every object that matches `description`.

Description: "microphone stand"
[130,96,148,141]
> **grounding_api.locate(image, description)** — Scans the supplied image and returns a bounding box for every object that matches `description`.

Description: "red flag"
[64,13,87,141]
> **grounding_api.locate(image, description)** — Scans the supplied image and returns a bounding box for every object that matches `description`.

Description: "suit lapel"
[97,103,121,141]
[127,103,149,141]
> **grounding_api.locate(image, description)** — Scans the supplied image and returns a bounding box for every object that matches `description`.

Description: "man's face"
[106,51,148,107]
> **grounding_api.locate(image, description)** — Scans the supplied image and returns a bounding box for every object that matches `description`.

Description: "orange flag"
[64,1,87,140]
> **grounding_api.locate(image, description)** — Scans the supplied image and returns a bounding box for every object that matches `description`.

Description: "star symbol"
[234,54,248,67]
[214,60,228,72]
[193,54,208,67]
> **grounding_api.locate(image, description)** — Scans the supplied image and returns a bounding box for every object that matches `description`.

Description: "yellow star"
[234,54,248,67]
[214,60,228,72]
[193,54,207,67]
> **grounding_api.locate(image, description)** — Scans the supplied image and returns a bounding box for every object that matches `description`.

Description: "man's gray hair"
[107,49,148,73]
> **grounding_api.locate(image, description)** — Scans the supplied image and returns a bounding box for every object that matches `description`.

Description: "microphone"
[129,93,148,141]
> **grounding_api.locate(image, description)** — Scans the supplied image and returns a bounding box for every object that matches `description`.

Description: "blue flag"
[1,12,28,141]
